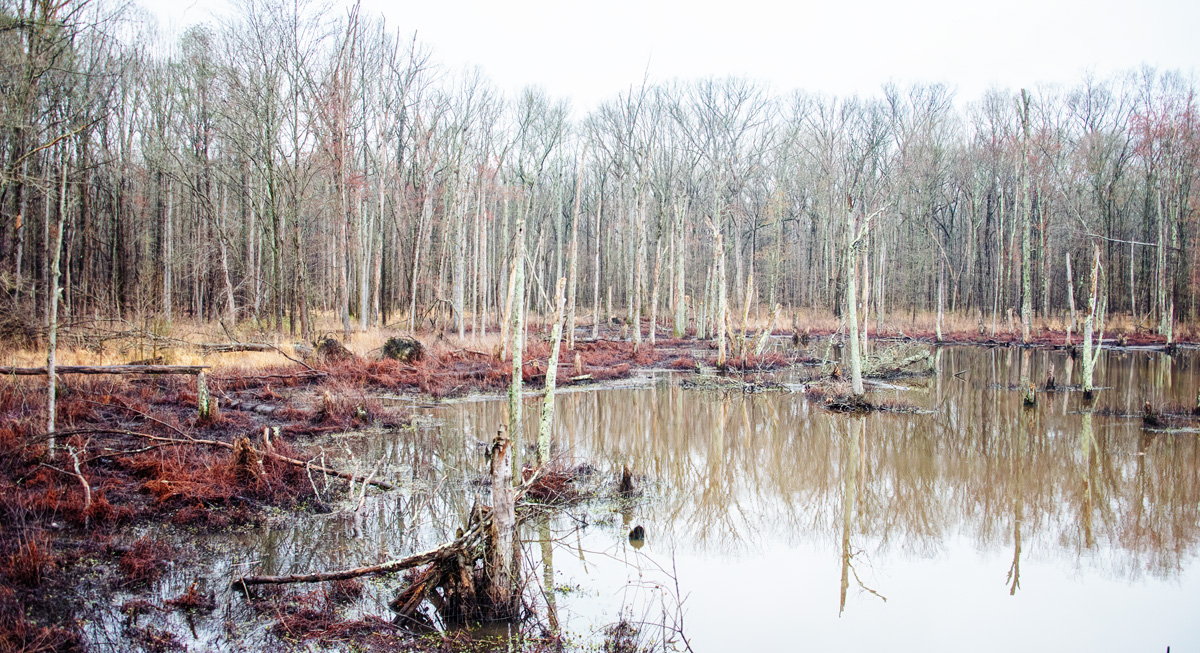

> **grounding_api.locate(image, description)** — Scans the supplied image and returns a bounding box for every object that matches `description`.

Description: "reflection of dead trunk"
[486,427,518,617]
[1007,411,1027,595]
[838,419,881,615]
[1079,411,1095,549]
[838,420,858,616]
[538,514,559,634]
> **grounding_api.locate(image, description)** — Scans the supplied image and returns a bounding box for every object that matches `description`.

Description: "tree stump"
[230,437,261,482]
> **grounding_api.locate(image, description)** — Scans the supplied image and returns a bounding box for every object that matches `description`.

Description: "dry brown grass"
[4,306,1193,373]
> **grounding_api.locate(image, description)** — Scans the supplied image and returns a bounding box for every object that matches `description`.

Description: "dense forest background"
[2,0,1197,346]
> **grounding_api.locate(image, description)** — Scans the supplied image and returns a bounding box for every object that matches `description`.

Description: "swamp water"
[92,346,1200,651]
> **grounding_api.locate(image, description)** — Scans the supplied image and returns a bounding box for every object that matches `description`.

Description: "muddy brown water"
[87,345,1200,651]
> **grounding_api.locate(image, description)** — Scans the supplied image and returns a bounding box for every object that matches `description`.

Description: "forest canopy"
[1,0,1197,344]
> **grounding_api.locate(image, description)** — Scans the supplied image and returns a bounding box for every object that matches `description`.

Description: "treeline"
[1,0,1197,344]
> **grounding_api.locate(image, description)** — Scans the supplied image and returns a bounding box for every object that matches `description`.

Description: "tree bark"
[537,278,566,465]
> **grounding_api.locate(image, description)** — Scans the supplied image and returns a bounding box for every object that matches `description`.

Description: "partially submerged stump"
[617,466,639,497]
[1142,402,1162,429]
[1022,384,1038,408]
[822,394,875,413]
[628,525,645,549]
[382,336,424,363]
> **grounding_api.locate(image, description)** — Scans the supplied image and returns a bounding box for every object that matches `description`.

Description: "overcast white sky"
[145,0,1198,113]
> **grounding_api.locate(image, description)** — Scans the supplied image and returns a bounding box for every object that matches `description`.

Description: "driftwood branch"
[233,511,490,588]
[229,474,546,589]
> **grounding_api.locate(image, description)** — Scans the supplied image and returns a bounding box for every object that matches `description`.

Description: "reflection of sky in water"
[85,346,1200,650]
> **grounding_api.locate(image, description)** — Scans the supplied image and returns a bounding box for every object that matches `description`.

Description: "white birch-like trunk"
[673,197,687,338]
[846,209,864,397]
[1081,243,1107,398]
[508,212,525,467]
[488,426,516,613]
[164,181,173,322]
[537,277,567,466]
[566,152,584,349]
[1065,251,1075,345]
[47,155,68,457]
[591,191,603,340]
[710,220,727,368]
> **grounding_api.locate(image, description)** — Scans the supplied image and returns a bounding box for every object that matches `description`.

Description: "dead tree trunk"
[1081,243,1107,400]
[537,278,566,466]
[487,427,517,616]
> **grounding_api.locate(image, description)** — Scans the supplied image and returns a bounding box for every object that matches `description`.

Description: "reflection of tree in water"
[500,348,1200,581]
[217,348,1200,626]
[840,416,886,615]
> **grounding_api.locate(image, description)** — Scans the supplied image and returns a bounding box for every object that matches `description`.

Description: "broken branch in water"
[232,510,491,589]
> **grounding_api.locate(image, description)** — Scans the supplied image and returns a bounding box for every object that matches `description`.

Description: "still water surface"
[103,345,1200,650]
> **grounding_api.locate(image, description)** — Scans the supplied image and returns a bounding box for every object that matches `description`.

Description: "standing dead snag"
[707,219,728,369]
[845,205,881,398]
[46,149,69,458]
[196,371,217,422]
[1081,243,1107,401]
[538,278,567,466]
[508,210,525,469]
[487,427,518,617]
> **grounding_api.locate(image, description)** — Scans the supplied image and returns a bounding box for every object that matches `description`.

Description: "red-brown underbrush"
[0,586,82,653]
[724,352,788,371]
[118,536,170,588]
[264,588,397,644]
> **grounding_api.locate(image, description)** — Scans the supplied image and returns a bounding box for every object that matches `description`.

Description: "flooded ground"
[93,345,1200,651]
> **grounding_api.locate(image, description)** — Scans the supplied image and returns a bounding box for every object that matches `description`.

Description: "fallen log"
[0,364,208,375]
[228,470,552,591]
[864,351,933,379]
[222,398,285,415]
[198,343,277,353]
